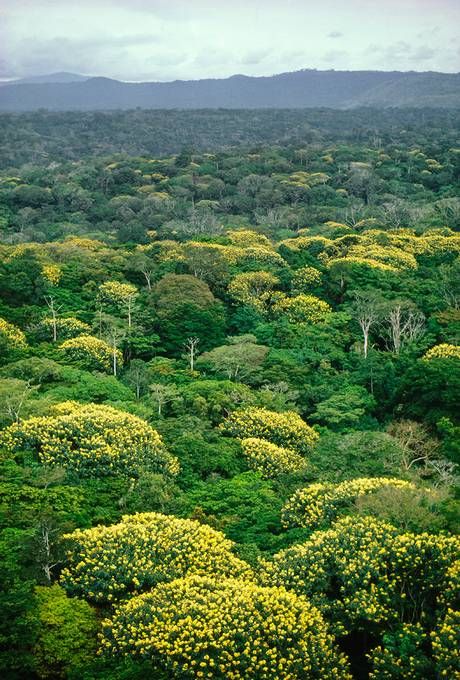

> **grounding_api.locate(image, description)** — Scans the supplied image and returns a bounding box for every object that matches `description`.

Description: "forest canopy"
[0,107,458,680]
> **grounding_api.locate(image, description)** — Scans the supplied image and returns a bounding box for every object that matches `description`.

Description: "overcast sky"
[1,0,459,81]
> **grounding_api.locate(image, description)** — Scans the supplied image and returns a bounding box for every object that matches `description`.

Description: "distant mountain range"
[0,69,459,111]
[4,72,91,85]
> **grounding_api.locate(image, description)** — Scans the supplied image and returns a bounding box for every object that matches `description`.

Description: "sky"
[1,0,459,81]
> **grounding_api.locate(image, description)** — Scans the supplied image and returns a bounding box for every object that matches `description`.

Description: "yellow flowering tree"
[422,343,460,361]
[235,246,285,268]
[61,513,251,602]
[99,281,139,327]
[273,294,331,323]
[42,264,62,286]
[221,406,319,454]
[228,271,279,312]
[226,229,272,248]
[262,516,459,636]
[282,478,416,530]
[99,575,352,679]
[0,402,178,478]
[0,317,27,350]
[431,609,460,679]
[59,335,122,374]
[35,317,90,342]
[347,244,418,270]
[292,266,322,292]
[241,437,307,478]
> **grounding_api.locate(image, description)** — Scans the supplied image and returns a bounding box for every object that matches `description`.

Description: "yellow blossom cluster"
[0,402,178,478]
[291,266,322,291]
[0,317,27,349]
[282,477,415,529]
[262,516,459,635]
[187,241,240,262]
[59,334,122,373]
[422,343,460,361]
[228,271,279,312]
[431,609,460,678]
[99,280,138,305]
[279,235,333,256]
[221,406,319,454]
[326,256,396,273]
[240,437,307,478]
[58,237,105,251]
[235,247,285,268]
[36,316,90,341]
[226,229,272,248]
[42,264,62,285]
[61,514,251,602]
[346,244,417,270]
[273,294,331,323]
[278,228,460,274]
[99,575,352,679]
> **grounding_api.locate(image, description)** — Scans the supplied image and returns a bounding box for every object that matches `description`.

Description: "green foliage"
[0,110,458,679]
[32,584,98,678]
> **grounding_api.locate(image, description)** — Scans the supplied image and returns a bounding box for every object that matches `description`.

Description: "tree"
[121,359,151,399]
[423,343,460,361]
[32,584,98,679]
[0,402,178,478]
[153,274,215,315]
[240,437,307,478]
[228,271,279,313]
[0,378,37,426]
[221,406,319,454]
[127,251,155,290]
[381,301,425,354]
[310,385,376,430]
[59,335,123,375]
[291,266,322,292]
[99,281,139,328]
[199,336,269,382]
[282,477,415,530]
[34,317,90,343]
[149,383,179,417]
[263,515,458,641]
[350,290,381,358]
[0,317,28,364]
[44,296,62,342]
[273,294,331,323]
[61,513,251,602]
[99,575,351,680]
[183,336,199,372]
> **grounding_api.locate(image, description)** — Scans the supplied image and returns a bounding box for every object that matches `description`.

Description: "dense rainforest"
[0,108,459,680]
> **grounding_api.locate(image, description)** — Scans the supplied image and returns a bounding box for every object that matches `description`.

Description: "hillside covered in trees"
[0,107,459,679]
[0,69,459,111]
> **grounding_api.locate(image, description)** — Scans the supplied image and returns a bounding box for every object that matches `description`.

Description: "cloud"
[240,49,270,66]
[322,50,349,63]
[409,45,436,61]
[1,0,459,79]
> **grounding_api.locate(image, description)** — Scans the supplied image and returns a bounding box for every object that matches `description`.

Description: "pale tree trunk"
[45,296,62,342]
[185,337,200,371]
[112,344,118,377]
[38,520,59,584]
